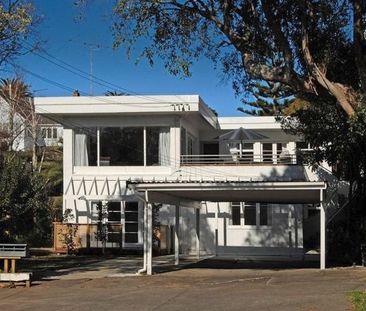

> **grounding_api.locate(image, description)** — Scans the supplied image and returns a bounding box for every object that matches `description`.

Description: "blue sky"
[8,0,246,116]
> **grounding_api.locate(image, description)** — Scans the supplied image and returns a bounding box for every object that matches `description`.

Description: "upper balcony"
[181,152,297,166]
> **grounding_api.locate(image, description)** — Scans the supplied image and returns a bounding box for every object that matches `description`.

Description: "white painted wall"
[159,201,304,258]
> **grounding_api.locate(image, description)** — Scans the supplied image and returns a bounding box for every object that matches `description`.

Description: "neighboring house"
[38,116,63,147]
[0,97,31,151]
[0,98,63,150]
[34,95,348,274]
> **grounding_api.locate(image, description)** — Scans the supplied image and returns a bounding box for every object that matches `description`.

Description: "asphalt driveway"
[1,258,365,311]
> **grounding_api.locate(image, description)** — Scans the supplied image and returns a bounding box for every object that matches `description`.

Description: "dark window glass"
[244,203,256,225]
[260,204,271,226]
[107,202,121,222]
[241,143,254,163]
[47,128,52,138]
[125,223,138,232]
[107,224,122,243]
[125,202,138,212]
[52,128,58,139]
[124,233,138,243]
[262,143,273,162]
[100,127,143,166]
[181,127,187,155]
[125,212,138,222]
[41,128,46,138]
[231,202,241,225]
[147,127,159,165]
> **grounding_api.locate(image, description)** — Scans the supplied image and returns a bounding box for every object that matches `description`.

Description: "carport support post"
[147,202,153,275]
[175,204,180,265]
[142,200,147,272]
[320,190,326,270]
[196,207,200,259]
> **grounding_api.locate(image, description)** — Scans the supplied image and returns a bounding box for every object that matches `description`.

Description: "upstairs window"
[100,127,144,166]
[74,126,170,167]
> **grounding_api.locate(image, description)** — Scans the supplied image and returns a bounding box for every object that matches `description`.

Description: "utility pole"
[83,43,100,96]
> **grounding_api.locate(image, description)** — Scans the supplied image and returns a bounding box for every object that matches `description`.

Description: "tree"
[0,0,36,68]
[95,201,108,254]
[111,0,365,117]
[0,77,31,150]
[105,90,128,96]
[238,81,294,116]
[0,78,40,170]
[0,153,50,244]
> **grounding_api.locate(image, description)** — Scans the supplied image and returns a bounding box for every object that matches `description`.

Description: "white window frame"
[229,202,272,229]
[74,126,170,167]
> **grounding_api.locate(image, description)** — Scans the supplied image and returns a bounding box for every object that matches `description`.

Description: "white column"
[320,190,326,270]
[196,207,200,259]
[175,205,180,265]
[147,202,153,275]
[142,200,147,272]
[253,142,261,162]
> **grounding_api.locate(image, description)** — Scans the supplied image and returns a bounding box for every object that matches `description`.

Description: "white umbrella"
[218,127,268,158]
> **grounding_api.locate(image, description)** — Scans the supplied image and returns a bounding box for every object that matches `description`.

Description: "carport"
[128,180,327,275]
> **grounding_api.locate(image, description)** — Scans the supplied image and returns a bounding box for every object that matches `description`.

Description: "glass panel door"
[124,202,139,245]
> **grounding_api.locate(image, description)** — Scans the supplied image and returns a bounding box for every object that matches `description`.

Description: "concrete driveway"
[1,258,365,311]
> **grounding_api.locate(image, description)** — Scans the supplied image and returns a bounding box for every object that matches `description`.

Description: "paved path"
[1,258,366,310]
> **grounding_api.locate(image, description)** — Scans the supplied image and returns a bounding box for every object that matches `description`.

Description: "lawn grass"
[349,291,366,311]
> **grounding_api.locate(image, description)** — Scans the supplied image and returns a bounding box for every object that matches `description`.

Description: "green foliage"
[58,209,79,255]
[110,0,361,116]
[0,153,51,245]
[349,291,366,311]
[95,201,108,253]
[280,97,366,262]
[0,1,35,66]
[238,81,294,116]
[280,97,366,183]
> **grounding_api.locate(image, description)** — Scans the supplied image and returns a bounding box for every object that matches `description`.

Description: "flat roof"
[34,95,218,129]
[218,116,282,129]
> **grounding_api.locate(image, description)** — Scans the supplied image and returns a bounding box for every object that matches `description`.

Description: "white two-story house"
[35,95,346,274]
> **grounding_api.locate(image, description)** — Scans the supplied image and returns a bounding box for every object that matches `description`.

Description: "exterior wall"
[159,202,304,258]
[52,101,324,257]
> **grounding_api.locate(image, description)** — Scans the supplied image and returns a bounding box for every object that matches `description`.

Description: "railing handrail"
[180,153,297,165]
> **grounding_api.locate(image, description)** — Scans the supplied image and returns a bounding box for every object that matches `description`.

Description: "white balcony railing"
[181,153,297,166]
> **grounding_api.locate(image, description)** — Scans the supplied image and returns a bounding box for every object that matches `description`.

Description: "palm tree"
[105,90,128,96]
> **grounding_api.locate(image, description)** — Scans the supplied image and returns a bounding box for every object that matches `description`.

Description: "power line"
[20,40,198,110]
[20,40,192,105]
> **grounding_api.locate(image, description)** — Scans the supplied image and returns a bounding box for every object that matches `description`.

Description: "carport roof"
[129,180,327,204]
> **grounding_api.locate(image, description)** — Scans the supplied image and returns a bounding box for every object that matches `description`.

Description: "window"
[74,128,98,166]
[260,203,272,226]
[262,143,273,162]
[107,202,121,222]
[74,127,170,167]
[124,202,139,244]
[41,127,59,139]
[230,202,272,227]
[100,127,144,166]
[243,202,256,226]
[180,127,187,155]
[187,135,195,155]
[230,202,241,225]
[296,141,312,150]
[146,127,170,166]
